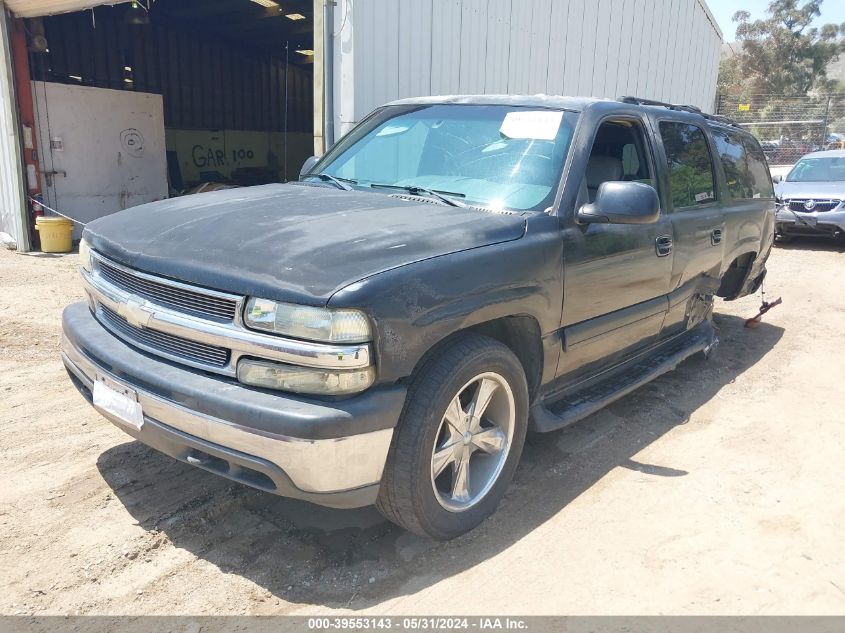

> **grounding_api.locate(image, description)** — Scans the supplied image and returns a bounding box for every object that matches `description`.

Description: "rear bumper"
[62,302,407,508]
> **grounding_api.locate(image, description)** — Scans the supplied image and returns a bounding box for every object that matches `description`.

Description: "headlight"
[79,238,92,272]
[244,297,371,343]
[237,359,375,395]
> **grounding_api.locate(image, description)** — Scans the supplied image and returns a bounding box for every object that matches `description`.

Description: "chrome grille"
[787,199,841,213]
[97,259,239,322]
[99,304,230,368]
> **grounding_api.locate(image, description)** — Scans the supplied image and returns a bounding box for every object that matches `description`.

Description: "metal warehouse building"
[0,0,722,252]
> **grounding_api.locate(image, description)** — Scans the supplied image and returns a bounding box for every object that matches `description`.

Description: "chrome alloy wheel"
[430,372,515,512]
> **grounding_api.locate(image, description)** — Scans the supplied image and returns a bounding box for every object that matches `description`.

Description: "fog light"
[237,359,375,395]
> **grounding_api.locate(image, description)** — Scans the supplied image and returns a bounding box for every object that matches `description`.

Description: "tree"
[718,0,845,96]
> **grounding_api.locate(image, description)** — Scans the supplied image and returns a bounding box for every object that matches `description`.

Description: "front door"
[557,114,674,382]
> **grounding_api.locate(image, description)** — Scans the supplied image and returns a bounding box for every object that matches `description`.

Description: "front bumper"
[776,207,845,237]
[62,302,406,508]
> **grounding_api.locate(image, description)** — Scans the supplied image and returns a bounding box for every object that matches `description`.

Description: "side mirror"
[299,155,320,178]
[772,174,783,184]
[577,181,660,225]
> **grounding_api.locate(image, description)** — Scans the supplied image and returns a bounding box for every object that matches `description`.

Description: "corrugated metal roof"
[4,0,130,18]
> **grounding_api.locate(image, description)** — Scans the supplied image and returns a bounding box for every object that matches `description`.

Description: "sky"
[706,0,845,41]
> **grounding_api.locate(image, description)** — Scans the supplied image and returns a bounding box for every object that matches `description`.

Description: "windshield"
[309,104,577,212]
[786,156,845,182]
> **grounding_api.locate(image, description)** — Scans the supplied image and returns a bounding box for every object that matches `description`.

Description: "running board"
[530,322,717,433]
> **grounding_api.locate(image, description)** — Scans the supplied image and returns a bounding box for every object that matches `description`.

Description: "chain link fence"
[716,94,845,166]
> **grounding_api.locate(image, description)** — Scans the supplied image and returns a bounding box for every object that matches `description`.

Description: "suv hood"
[84,183,526,305]
[775,181,845,199]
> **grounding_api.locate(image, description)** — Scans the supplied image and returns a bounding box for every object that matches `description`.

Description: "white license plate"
[93,375,144,430]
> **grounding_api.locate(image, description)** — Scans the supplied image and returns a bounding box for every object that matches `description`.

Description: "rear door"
[653,119,725,335]
[710,128,776,291]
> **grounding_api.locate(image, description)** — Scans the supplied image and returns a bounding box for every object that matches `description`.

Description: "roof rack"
[618,96,741,128]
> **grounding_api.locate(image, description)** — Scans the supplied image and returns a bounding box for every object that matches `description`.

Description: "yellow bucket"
[35,216,75,253]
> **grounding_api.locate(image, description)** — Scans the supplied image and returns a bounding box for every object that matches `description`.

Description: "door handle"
[711,228,722,245]
[655,235,673,257]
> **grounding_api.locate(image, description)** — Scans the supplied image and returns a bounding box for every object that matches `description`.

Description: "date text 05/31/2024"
[307,617,529,630]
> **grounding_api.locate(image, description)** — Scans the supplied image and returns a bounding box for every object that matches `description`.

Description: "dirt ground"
[1,241,844,616]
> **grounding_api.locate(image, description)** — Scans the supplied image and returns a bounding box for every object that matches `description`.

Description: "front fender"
[329,215,564,385]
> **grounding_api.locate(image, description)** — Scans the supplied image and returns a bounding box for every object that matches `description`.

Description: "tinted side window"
[712,129,752,199]
[743,138,775,198]
[659,122,716,209]
[712,129,775,200]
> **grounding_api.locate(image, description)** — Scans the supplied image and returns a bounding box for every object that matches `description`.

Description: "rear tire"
[376,333,529,540]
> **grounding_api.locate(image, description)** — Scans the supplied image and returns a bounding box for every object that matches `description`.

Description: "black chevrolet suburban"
[63,96,775,539]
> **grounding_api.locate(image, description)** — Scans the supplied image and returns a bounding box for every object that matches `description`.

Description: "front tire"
[376,334,529,539]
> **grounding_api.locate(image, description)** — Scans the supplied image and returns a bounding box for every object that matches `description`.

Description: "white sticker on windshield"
[499,111,563,141]
[376,124,412,137]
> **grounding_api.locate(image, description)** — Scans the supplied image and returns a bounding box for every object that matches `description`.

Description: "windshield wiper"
[300,173,356,191]
[368,183,467,207]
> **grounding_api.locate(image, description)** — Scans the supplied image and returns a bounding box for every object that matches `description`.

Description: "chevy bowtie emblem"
[117,297,153,328]
[804,200,817,210]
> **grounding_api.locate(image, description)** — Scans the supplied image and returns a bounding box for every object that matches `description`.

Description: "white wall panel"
[561,1,583,96]
[375,0,400,110]
[545,0,570,96]
[601,0,622,98]
[506,1,531,94]
[0,3,28,250]
[459,0,488,94]
[577,0,600,96]
[651,0,668,101]
[397,0,433,99]
[526,0,552,94]
[430,0,462,95]
[484,0,511,94]
[592,0,612,97]
[614,0,635,98]
[626,0,647,97]
[350,0,371,123]
[647,0,665,98]
[666,0,681,101]
[337,0,723,137]
[676,0,693,103]
[692,5,707,104]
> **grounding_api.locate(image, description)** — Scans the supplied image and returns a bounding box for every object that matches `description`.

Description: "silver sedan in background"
[774,149,845,243]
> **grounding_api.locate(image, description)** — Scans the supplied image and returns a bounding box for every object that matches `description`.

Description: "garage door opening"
[24,0,314,234]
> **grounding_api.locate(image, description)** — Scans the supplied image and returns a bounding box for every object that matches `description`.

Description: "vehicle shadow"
[97,312,783,610]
